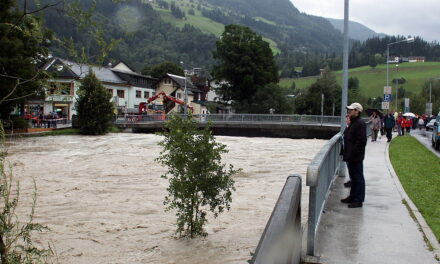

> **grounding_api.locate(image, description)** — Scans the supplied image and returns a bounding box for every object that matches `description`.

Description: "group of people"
[368,110,433,142]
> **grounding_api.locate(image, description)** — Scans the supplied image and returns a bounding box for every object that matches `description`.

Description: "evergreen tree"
[211,24,279,113]
[147,61,184,79]
[156,115,239,238]
[0,0,53,119]
[295,68,341,115]
[76,72,114,135]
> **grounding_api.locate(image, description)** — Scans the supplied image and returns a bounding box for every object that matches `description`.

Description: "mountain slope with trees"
[36,0,345,72]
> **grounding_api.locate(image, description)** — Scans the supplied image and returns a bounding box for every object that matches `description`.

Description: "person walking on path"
[396,112,404,136]
[341,102,367,208]
[383,111,396,142]
[368,111,382,142]
[405,117,413,134]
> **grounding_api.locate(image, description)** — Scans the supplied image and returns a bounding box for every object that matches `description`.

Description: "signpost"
[404,98,410,113]
[382,86,392,110]
[426,103,433,116]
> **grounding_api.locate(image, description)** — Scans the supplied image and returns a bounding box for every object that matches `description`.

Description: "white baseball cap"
[346,102,363,112]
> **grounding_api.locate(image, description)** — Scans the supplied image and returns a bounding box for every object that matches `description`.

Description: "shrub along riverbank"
[389,136,440,243]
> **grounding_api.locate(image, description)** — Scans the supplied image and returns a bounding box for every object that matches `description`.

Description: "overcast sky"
[291,0,440,42]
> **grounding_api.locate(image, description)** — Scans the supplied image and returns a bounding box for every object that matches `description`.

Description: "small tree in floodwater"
[0,123,52,263]
[156,115,240,238]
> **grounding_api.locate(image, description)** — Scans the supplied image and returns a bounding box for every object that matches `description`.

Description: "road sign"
[384,86,392,94]
[426,103,433,116]
[383,94,392,102]
[382,102,390,110]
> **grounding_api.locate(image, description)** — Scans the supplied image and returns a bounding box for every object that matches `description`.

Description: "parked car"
[431,114,440,150]
[426,119,436,131]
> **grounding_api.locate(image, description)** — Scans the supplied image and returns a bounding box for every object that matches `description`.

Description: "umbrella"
[365,108,383,118]
[403,112,416,117]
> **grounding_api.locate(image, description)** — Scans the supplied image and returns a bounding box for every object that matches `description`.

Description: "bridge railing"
[250,175,302,264]
[115,114,341,125]
[306,132,343,256]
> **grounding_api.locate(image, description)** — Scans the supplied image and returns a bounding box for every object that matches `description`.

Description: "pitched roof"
[58,58,127,84]
[166,73,201,93]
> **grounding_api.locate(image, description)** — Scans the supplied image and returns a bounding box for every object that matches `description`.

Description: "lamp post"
[340,0,349,132]
[386,37,414,111]
[180,61,188,115]
[395,64,399,111]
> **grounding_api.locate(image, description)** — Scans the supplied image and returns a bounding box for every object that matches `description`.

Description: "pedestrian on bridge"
[341,103,367,208]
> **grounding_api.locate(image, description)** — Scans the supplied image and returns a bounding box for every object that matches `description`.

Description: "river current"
[6,133,325,263]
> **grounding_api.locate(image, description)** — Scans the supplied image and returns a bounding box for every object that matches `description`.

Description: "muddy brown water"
[6,133,325,264]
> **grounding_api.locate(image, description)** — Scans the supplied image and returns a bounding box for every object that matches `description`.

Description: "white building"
[26,58,156,119]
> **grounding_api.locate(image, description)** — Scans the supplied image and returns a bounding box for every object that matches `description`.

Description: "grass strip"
[389,136,440,243]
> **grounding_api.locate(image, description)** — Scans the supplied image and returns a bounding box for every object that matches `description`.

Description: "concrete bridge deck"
[313,134,439,264]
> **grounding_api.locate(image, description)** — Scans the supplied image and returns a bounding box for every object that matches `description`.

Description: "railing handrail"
[306,132,343,256]
[306,133,342,187]
[115,114,342,125]
[251,175,302,264]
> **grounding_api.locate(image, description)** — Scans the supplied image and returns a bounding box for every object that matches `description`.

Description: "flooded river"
[6,133,325,264]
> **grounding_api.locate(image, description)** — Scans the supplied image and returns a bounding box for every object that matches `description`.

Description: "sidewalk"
[313,135,439,264]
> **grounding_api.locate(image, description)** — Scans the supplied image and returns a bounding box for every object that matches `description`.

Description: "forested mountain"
[33,0,344,72]
[327,18,387,41]
[32,0,440,75]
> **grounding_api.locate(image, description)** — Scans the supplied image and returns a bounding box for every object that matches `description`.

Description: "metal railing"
[115,114,342,125]
[306,132,343,256]
[250,175,302,264]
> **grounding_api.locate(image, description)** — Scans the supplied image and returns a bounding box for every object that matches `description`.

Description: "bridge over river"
[115,114,341,139]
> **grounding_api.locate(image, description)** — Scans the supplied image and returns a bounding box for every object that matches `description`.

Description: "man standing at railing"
[341,103,367,208]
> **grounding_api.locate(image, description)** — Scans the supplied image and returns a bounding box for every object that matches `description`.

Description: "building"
[153,73,207,115]
[28,58,156,119]
[408,56,425,63]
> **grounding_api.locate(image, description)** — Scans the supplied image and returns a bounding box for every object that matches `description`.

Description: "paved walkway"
[314,134,439,264]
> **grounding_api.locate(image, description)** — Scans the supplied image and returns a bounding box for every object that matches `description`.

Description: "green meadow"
[280,62,440,98]
[150,0,281,54]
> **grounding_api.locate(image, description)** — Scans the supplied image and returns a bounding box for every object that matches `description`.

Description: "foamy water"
[6,133,325,263]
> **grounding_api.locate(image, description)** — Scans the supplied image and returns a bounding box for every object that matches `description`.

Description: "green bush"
[156,115,240,238]
[11,117,29,129]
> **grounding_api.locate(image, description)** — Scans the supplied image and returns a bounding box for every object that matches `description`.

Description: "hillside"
[280,62,440,98]
[327,18,387,41]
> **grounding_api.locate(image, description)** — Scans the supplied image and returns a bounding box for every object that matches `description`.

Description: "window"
[47,82,70,95]
[144,91,150,99]
[136,90,142,98]
[117,89,125,98]
[164,78,172,84]
[107,89,113,96]
[176,92,182,99]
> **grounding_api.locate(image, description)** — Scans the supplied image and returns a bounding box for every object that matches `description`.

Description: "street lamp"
[340,0,349,131]
[386,37,414,111]
[395,64,399,111]
[180,61,188,115]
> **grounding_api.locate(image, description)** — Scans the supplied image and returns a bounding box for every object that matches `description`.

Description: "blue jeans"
[348,161,365,203]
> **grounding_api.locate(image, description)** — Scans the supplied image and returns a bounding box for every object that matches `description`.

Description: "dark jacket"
[383,114,395,129]
[343,115,367,162]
